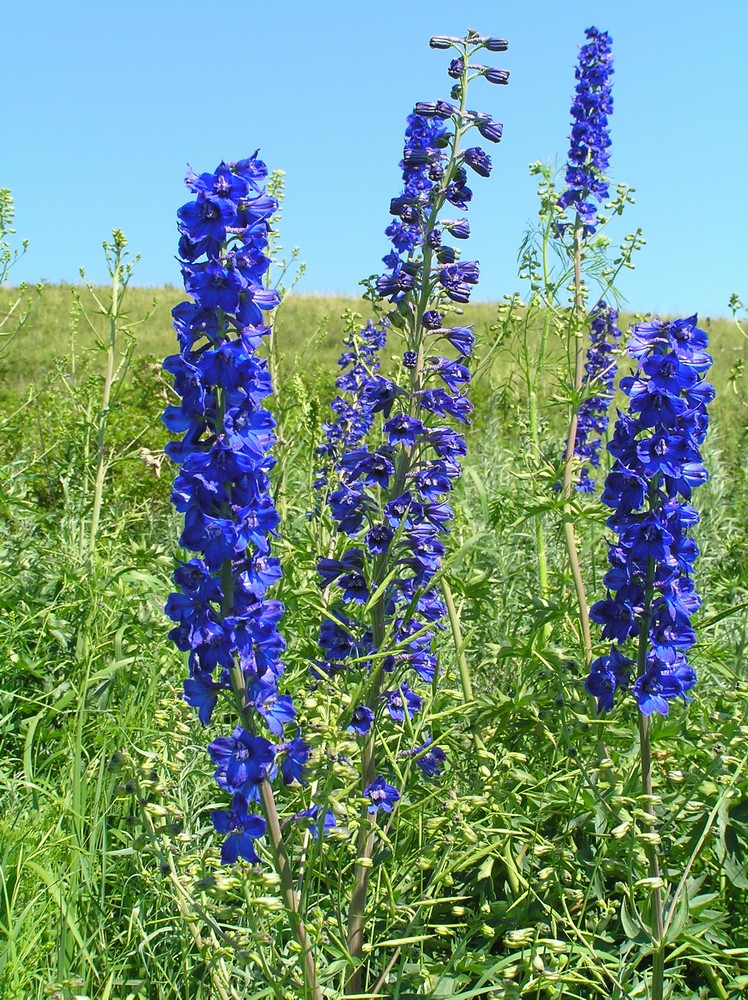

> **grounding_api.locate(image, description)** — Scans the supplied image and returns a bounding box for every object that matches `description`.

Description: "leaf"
[663,884,691,945]
[620,896,649,943]
[477,856,494,880]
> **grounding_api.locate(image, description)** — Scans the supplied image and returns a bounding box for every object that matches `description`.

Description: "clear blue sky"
[2,1,746,316]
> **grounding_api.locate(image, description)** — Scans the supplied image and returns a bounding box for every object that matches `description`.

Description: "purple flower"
[165,157,301,864]
[586,316,712,714]
[209,727,276,792]
[384,683,422,722]
[347,705,375,735]
[311,37,508,814]
[212,793,266,865]
[365,776,401,814]
[557,28,614,236]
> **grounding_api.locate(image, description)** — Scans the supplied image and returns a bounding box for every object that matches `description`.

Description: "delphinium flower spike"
[307,31,509,993]
[164,156,320,995]
[574,300,622,492]
[586,315,713,715]
[557,26,614,237]
[556,27,615,661]
[585,314,712,1000]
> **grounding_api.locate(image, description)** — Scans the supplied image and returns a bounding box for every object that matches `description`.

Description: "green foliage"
[1,289,747,998]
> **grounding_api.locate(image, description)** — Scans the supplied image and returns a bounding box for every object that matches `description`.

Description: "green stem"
[441,577,473,703]
[441,577,486,756]
[638,711,665,1000]
[259,782,322,1000]
[525,224,555,645]
[528,383,551,645]
[216,379,321,1000]
[634,499,664,1000]
[561,227,592,662]
[87,251,120,560]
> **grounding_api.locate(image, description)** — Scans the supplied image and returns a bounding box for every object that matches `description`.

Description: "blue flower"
[292,805,337,840]
[384,683,422,722]
[557,28,614,236]
[574,301,621,490]
[347,705,375,735]
[280,735,311,786]
[209,727,276,792]
[365,776,401,814]
[212,793,266,865]
[165,157,302,864]
[586,316,712,714]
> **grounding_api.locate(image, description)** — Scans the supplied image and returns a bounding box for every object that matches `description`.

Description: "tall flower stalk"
[311,30,509,994]
[586,315,714,1000]
[163,156,321,999]
[558,27,615,661]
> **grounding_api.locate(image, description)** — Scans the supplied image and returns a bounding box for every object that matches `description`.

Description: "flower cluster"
[316,33,508,814]
[314,317,388,491]
[586,316,714,715]
[574,301,622,492]
[557,26,614,235]
[164,157,306,864]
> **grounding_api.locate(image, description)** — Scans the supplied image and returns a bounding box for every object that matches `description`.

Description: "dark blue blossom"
[212,793,266,865]
[365,776,401,814]
[165,157,299,864]
[587,316,713,714]
[292,805,337,840]
[209,727,276,793]
[557,27,614,236]
[347,705,375,735]
[574,301,622,490]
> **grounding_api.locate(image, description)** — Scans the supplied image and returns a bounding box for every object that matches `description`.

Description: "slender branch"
[637,712,665,1000]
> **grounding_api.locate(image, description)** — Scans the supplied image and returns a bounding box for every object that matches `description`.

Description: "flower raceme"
[164,156,302,864]
[586,316,714,716]
[314,31,509,814]
[574,301,622,492]
[557,26,614,236]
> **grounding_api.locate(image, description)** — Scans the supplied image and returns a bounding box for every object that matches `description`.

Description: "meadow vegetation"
[1,282,748,999]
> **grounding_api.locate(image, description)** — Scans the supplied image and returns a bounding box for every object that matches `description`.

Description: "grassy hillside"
[0,284,742,395]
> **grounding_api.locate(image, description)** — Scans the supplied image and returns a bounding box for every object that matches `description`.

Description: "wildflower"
[586,316,713,714]
[557,27,614,235]
[165,156,298,863]
[212,794,266,865]
[574,301,622,490]
[312,33,507,814]
[365,776,401,813]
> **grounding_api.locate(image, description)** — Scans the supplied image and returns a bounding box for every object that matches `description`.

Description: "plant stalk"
[637,711,665,1000]
[88,254,120,559]
[634,528,664,1000]
[346,58,474,995]
[562,227,592,661]
[216,375,321,1000]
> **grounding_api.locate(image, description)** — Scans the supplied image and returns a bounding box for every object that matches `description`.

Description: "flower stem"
[259,782,322,1000]
[637,711,665,1000]
[88,246,121,560]
[441,577,486,754]
[562,228,592,662]
[216,379,320,1000]
[634,527,665,1000]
